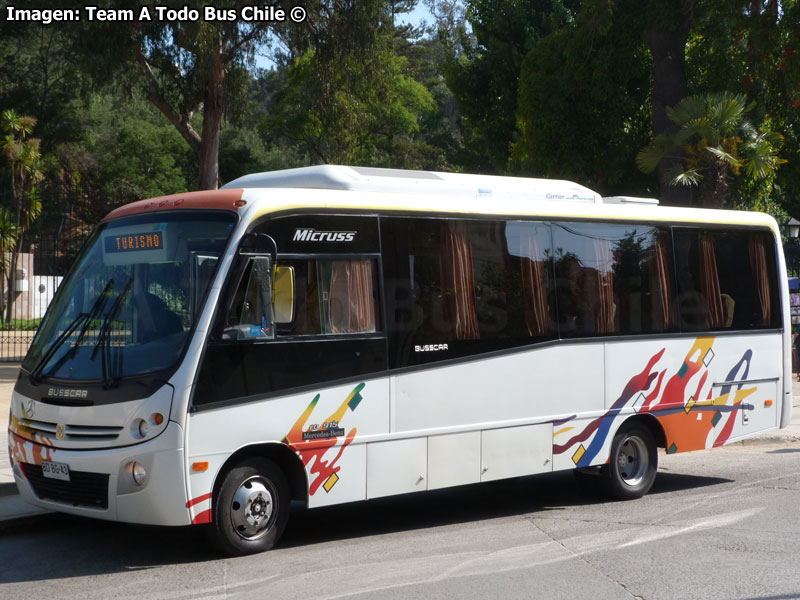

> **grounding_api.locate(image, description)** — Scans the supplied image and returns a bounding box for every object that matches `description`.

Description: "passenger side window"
[275,258,380,337]
[552,222,676,337]
[673,228,779,331]
[381,217,555,367]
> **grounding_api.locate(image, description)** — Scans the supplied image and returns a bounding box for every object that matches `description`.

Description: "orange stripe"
[103,189,244,221]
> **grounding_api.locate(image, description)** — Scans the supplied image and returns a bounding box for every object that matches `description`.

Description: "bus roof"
[104,166,779,235]
[222,165,607,205]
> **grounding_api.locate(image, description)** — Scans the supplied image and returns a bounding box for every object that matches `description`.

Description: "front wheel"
[604,423,657,500]
[206,458,290,556]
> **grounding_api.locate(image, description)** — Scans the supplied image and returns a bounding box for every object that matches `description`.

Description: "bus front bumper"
[9,421,191,526]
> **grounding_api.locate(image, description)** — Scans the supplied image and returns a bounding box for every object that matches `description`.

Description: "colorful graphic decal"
[8,401,57,469]
[282,383,366,496]
[553,337,768,467]
[186,493,213,525]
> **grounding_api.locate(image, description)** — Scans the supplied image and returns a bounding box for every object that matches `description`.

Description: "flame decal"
[554,337,765,464]
[283,383,366,496]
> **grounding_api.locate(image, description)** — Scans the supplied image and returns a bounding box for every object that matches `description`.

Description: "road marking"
[213,507,763,600]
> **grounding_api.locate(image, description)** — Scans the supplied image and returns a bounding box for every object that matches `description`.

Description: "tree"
[511,2,652,193]
[1,109,43,323]
[72,0,274,190]
[639,0,696,206]
[84,95,193,204]
[636,92,785,207]
[443,0,579,172]
[268,1,434,165]
[687,0,800,214]
[0,209,17,324]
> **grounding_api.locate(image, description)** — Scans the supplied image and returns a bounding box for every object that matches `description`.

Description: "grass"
[0,318,42,331]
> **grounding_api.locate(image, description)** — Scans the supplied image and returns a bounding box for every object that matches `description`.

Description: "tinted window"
[381,217,555,368]
[275,258,380,336]
[673,228,779,331]
[222,257,275,341]
[552,222,676,337]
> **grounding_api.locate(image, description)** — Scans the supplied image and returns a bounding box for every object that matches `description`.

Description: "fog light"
[131,461,147,486]
[137,419,149,438]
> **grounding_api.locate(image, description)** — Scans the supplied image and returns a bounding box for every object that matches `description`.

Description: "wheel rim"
[229,475,276,541]
[616,435,648,486]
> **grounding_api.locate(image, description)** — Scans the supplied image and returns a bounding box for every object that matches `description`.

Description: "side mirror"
[272,265,295,324]
[240,233,277,258]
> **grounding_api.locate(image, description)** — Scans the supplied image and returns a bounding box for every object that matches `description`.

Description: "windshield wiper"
[91,277,133,388]
[29,278,114,385]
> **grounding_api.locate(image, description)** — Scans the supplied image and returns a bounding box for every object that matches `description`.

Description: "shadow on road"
[0,468,731,584]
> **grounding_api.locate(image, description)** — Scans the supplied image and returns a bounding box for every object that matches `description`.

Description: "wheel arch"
[214,442,309,505]
[616,413,667,449]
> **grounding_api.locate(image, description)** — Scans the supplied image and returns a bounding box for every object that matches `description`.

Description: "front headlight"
[131,461,147,486]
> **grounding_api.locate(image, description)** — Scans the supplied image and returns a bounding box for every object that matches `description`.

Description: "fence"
[0,185,95,362]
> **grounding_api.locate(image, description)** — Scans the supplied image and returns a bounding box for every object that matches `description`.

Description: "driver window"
[223,257,275,340]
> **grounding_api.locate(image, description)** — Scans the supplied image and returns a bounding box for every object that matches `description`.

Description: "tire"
[604,422,657,500]
[206,458,290,556]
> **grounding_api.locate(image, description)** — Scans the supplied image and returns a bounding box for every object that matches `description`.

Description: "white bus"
[8,166,791,555]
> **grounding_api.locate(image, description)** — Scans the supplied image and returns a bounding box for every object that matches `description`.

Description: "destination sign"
[105,231,163,254]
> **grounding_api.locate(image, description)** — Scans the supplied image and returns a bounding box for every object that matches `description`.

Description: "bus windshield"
[23,211,236,383]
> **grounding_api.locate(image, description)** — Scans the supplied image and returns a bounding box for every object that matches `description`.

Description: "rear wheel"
[605,423,657,500]
[206,458,290,556]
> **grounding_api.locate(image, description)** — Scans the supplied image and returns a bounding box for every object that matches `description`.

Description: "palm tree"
[636,93,785,208]
[0,210,18,324]
[1,109,44,323]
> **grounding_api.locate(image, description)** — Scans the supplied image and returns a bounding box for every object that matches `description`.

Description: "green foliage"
[66,0,274,189]
[444,0,580,172]
[687,0,800,209]
[2,0,800,236]
[637,92,785,207]
[84,96,192,204]
[511,2,652,192]
[219,127,309,185]
[0,318,42,332]
[268,3,435,166]
[0,18,86,153]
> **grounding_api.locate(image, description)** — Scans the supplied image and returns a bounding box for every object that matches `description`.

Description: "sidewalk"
[1,366,800,527]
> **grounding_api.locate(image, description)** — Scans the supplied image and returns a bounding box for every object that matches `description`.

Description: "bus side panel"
[185,377,389,519]
[392,344,605,432]
[551,334,781,470]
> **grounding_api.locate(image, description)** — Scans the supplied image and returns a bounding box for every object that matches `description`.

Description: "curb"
[738,435,800,446]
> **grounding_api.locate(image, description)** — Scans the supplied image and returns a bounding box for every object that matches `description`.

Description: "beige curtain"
[748,234,771,326]
[519,229,552,337]
[649,233,673,331]
[440,222,479,339]
[699,233,725,328]
[593,237,615,334]
[327,260,376,333]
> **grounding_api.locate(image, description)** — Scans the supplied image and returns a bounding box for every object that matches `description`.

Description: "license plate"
[41,460,70,482]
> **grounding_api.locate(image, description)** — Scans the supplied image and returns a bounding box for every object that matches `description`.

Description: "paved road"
[1,442,799,599]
